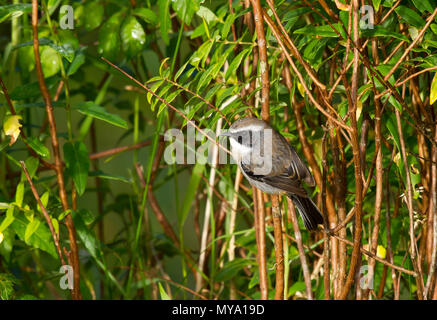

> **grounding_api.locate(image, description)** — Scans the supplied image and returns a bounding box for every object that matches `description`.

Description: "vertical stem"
[256,188,269,299]
[31,0,81,300]
[394,108,424,298]
[228,168,242,299]
[271,195,284,300]
[287,198,313,300]
[322,131,331,300]
[366,40,384,299]
[424,125,437,298]
[251,0,271,300]
[250,0,270,121]
[338,0,363,300]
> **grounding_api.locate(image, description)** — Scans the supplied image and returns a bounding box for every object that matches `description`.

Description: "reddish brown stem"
[32,0,81,300]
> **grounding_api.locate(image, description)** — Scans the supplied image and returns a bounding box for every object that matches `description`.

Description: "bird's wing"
[240,163,308,197]
[286,145,315,187]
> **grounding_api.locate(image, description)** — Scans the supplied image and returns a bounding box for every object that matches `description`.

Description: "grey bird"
[220,117,323,230]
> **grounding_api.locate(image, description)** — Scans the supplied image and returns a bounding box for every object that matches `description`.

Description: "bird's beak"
[219,131,232,137]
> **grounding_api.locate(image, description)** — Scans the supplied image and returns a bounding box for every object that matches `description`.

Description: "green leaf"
[158,282,171,300]
[120,16,146,58]
[294,24,339,38]
[38,192,49,214]
[216,258,254,282]
[147,80,164,105]
[11,214,57,258]
[196,64,216,92]
[385,113,406,181]
[410,0,433,14]
[67,51,85,76]
[22,157,39,181]
[76,208,94,225]
[159,0,171,45]
[15,182,24,208]
[74,101,128,129]
[40,47,62,77]
[9,76,60,100]
[71,210,99,259]
[133,8,158,25]
[0,207,15,233]
[196,6,218,24]
[395,6,426,29]
[289,281,306,295]
[372,0,381,12]
[361,25,409,42]
[63,142,90,196]
[71,210,125,295]
[83,1,104,31]
[15,37,75,62]
[221,13,236,39]
[174,60,190,81]
[172,0,200,24]
[23,137,50,159]
[89,170,129,183]
[225,47,251,80]
[98,13,122,61]
[303,38,328,66]
[179,163,204,230]
[57,210,71,222]
[0,4,32,23]
[24,218,40,243]
[47,41,75,63]
[431,73,437,105]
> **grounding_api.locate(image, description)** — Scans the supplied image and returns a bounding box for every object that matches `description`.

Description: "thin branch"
[228,168,243,299]
[384,8,437,81]
[250,0,270,121]
[287,198,313,300]
[101,57,231,157]
[20,161,65,266]
[89,140,152,160]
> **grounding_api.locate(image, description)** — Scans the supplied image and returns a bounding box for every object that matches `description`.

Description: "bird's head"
[219,117,271,163]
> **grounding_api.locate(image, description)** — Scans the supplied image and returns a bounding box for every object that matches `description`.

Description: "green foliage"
[0,0,435,301]
[63,142,90,196]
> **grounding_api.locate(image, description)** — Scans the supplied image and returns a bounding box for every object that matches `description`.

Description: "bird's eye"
[237,135,243,144]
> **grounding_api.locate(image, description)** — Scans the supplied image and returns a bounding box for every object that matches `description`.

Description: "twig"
[384,8,437,81]
[101,57,231,157]
[265,0,326,92]
[329,233,416,276]
[395,105,424,297]
[287,198,313,300]
[20,161,65,266]
[0,75,55,170]
[263,10,352,132]
[250,0,270,121]
[195,112,224,292]
[228,168,243,299]
[89,140,152,160]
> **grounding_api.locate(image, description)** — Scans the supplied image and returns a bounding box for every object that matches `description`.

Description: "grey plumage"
[221,117,323,231]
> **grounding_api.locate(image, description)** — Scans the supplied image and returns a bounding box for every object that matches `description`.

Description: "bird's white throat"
[229,138,252,162]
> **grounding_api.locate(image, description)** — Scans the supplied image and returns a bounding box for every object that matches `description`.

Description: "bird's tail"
[287,193,323,231]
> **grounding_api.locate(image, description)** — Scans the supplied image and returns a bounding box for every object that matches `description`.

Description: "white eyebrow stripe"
[230,125,265,133]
